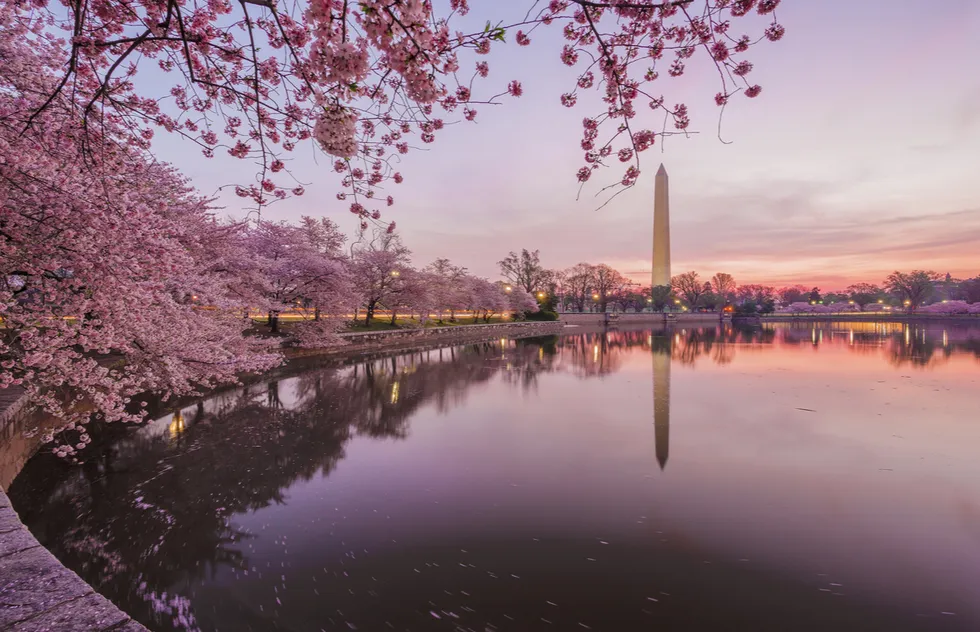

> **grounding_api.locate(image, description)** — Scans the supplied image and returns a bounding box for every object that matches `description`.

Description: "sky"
[157,0,980,290]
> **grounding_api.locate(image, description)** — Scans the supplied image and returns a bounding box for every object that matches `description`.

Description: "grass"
[345,315,511,332]
[247,314,514,336]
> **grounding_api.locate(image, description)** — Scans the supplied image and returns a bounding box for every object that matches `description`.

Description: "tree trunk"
[365,300,376,326]
[268,311,280,333]
[314,307,321,322]
[390,309,397,325]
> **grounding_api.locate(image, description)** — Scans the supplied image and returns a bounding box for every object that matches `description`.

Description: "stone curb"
[0,489,149,631]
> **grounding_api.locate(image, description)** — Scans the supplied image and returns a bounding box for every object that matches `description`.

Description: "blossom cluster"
[7,0,784,219]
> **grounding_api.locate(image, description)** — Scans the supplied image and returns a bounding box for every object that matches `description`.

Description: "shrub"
[523,309,559,321]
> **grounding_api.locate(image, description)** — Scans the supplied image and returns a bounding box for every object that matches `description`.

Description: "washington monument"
[652,164,671,287]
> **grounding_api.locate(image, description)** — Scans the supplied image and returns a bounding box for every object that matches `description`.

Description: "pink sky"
[159,0,980,290]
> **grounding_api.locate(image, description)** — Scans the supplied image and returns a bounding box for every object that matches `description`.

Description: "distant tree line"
[491,250,980,316]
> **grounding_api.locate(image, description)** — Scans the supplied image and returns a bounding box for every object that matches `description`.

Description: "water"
[9,322,980,631]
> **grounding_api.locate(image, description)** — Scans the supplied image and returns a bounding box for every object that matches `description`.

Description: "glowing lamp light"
[168,411,185,438]
[537,292,545,299]
[390,270,401,277]
[592,293,600,301]
[504,285,512,293]
[674,299,681,304]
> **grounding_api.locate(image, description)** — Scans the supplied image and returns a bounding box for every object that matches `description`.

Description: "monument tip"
[656,163,667,176]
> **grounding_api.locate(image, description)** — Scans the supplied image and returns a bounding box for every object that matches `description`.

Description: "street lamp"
[504,285,512,293]
[592,293,600,301]
[537,291,545,299]
[390,270,400,278]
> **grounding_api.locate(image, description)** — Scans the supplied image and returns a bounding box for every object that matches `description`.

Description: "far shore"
[757,313,980,322]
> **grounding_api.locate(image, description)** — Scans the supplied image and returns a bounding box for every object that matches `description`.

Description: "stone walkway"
[0,388,148,632]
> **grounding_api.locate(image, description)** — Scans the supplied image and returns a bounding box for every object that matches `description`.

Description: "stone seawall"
[559,312,724,326]
[0,320,563,632]
[1,385,149,631]
[289,320,565,360]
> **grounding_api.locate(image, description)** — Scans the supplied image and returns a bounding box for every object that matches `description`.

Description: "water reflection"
[653,349,670,470]
[9,324,980,632]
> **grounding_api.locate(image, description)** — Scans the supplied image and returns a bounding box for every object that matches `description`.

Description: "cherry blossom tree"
[466,278,508,323]
[826,301,858,313]
[509,288,541,316]
[920,301,971,315]
[425,258,470,322]
[383,267,433,325]
[9,0,784,218]
[0,120,280,457]
[349,230,412,325]
[245,219,355,332]
[784,301,830,314]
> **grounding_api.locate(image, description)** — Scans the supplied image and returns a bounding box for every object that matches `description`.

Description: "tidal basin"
[9,322,980,631]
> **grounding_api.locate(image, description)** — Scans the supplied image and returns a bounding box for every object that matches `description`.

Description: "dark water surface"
[10,323,980,632]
